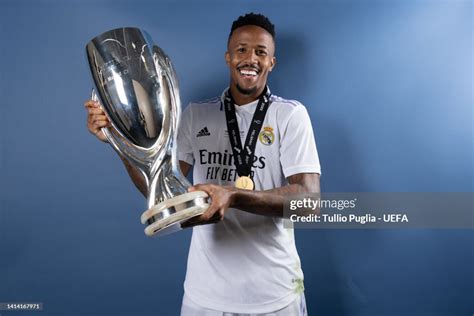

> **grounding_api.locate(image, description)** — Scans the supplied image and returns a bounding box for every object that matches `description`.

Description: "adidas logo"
[196,127,211,137]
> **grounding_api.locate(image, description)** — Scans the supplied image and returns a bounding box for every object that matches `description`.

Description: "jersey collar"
[219,86,272,111]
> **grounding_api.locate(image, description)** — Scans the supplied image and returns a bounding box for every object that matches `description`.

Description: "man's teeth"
[240,69,257,76]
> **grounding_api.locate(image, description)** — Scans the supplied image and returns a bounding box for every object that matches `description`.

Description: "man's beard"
[236,83,258,96]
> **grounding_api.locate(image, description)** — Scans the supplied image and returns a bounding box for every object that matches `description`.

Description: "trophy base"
[140,191,209,237]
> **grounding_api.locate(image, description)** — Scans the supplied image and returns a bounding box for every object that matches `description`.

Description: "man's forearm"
[119,154,148,197]
[231,173,320,217]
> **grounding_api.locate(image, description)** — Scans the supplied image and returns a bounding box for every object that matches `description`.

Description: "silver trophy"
[86,27,209,236]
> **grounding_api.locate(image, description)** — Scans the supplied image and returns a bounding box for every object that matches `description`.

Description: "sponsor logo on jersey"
[259,126,274,146]
[196,126,211,137]
[198,149,266,182]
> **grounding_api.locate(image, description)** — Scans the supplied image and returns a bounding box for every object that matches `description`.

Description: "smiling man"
[85,12,321,316]
[176,13,321,316]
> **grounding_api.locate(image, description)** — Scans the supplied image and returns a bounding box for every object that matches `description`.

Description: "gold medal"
[235,176,254,190]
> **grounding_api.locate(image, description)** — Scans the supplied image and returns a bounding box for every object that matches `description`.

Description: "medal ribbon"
[223,86,272,178]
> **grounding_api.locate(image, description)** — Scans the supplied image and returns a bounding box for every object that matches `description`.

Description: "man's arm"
[233,173,320,216]
[179,161,192,178]
[188,173,320,223]
[120,157,192,198]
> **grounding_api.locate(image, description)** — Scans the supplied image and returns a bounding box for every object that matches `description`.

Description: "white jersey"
[177,88,321,314]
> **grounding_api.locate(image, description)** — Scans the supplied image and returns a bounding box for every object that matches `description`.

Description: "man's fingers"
[84,100,100,108]
[93,121,108,129]
[199,205,218,221]
[181,212,222,228]
[189,184,206,193]
[84,99,109,143]
[182,183,228,226]
[88,108,106,115]
[196,205,220,222]
[207,211,222,222]
[89,118,108,128]
[90,114,109,122]
[84,100,94,107]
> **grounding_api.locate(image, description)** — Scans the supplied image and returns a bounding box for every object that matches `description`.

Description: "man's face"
[225,25,276,97]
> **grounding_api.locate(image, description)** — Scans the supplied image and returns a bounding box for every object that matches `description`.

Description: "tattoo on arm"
[232,173,320,217]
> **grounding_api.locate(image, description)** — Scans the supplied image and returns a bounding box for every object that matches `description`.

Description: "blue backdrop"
[0,0,472,315]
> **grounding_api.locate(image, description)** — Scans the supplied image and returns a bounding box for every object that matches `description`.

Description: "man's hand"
[180,212,222,228]
[84,99,110,142]
[181,184,237,228]
[179,173,320,228]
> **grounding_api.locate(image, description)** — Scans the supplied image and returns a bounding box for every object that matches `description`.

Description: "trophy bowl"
[86,27,209,236]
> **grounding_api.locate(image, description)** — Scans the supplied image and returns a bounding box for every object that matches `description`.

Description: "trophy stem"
[147,153,189,209]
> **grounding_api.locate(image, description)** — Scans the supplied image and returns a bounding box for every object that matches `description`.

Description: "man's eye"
[237,47,246,53]
[257,50,267,56]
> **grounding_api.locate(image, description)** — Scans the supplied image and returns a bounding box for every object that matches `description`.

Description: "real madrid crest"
[259,126,274,146]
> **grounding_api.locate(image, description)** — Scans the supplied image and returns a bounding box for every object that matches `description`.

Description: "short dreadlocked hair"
[228,13,275,43]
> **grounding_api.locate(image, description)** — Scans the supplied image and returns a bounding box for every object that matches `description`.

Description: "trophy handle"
[146,54,191,205]
[148,60,179,178]
[165,72,193,188]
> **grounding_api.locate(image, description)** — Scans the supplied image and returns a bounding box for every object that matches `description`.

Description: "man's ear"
[225,51,230,65]
[269,57,276,72]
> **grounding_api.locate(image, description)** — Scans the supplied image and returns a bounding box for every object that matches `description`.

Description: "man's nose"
[244,50,258,64]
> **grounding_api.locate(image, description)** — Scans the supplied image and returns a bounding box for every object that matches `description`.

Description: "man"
[85,13,320,316]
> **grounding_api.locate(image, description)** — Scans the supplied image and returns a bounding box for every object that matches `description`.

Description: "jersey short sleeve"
[177,104,194,165]
[279,104,321,177]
